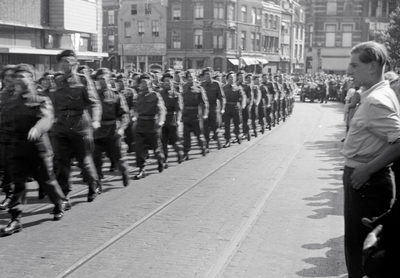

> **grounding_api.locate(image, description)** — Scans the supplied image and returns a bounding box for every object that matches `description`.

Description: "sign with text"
[120,43,167,55]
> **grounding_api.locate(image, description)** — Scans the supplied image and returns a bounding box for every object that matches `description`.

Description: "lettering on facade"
[120,44,167,55]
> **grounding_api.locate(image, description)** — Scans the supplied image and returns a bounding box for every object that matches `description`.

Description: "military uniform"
[238,81,253,141]
[1,65,67,235]
[250,83,261,137]
[52,72,102,202]
[181,80,209,158]
[134,77,166,178]
[222,82,246,146]
[158,82,183,166]
[93,84,130,187]
[259,81,271,131]
[201,77,225,150]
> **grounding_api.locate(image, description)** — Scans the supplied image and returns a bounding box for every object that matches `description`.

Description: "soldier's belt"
[226,102,238,105]
[184,106,198,110]
[101,120,116,125]
[167,111,177,115]
[59,109,83,116]
[138,115,156,120]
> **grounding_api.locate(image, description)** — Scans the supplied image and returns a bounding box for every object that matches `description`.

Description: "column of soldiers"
[0,49,296,236]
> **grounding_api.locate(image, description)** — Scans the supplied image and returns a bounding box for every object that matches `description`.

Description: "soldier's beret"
[0,65,16,80]
[115,73,124,80]
[200,67,213,76]
[42,71,55,78]
[261,74,268,78]
[131,72,140,79]
[77,65,89,74]
[138,73,151,83]
[161,72,173,81]
[14,63,35,76]
[252,75,260,80]
[184,70,194,79]
[245,73,253,79]
[236,70,246,77]
[226,71,235,79]
[56,49,76,62]
[92,68,111,79]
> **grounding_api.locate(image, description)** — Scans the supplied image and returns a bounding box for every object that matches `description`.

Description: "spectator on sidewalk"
[341,41,400,278]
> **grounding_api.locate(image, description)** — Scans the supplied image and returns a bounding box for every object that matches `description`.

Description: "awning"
[0,46,108,59]
[228,58,239,66]
[256,58,269,65]
[240,57,258,66]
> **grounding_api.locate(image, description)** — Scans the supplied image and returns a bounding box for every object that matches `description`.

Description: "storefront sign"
[120,43,167,55]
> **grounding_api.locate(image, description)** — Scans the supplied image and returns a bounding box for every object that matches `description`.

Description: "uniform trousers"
[242,105,251,135]
[265,106,272,128]
[93,125,129,179]
[135,119,164,169]
[124,121,135,152]
[53,124,99,197]
[250,104,258,133]
[8,133,65,219]
[258,103,266,130]
[204,105,221,144]
[182,115,205,153]
[223,105,240,141]
[161,114,183,162]
[343,166,393,278]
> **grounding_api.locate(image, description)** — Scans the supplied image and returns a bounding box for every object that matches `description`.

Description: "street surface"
[0,99,348,278]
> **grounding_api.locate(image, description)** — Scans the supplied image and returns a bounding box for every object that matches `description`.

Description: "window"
[194,3,204,20]
[194,29,203,49]
[269,14,273,29]
[124,22,131,38]
[131,4,137,15]
[274,15,278,29]
[108,10,115,26]
[138,21,145,37]
[299,44,303,59]
[256,33,261,51]
[295,44,298,58]
[342,24,353,47]
[251,8,257,24]
[172,3,181,20]
[241,5,247,22]
[264,13,268,28]
[145,4,151,15]
[108,35,114,51]
[214,3,224,19]
[263,36,268,51]
[152,21,159,37]
[325,24,336,47]
[241,31,246,50]
[172,31,181,49]
[213,30,223,49]
[227,4,235,20]
[251,32,255,51]
[300,26,303,40]
[257,9,262,25]
[227,31,235,50]
[326,2,337,15]
[309,25,314,46]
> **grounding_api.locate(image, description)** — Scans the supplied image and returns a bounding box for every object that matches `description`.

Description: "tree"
[386,6,400,71]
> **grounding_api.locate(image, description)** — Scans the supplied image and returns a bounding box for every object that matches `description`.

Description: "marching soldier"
[237,71,253,141]
[249,74,261,137]
[181,70,209,160]
[52,50,102,205]
[134,74,166,179]
[0,65,16,211]
[158,72,183,168]
[222,72,246,147]
[260,74,271,131]
[0,64,67,236]
[116,73,137,153]
[201,67,226,151]
[92,68,131,187]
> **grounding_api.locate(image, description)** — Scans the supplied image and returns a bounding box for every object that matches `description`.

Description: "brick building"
[0,0,107,76]
[102,0,120,70]
[117,0,168,73]
[301,0,400,74]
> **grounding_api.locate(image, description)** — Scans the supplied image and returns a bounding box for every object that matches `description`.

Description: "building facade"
[166,0,305,73]
[0,0,107,76]
[301,0,400,75]
[102,0,120,70]
[117,0,168,73]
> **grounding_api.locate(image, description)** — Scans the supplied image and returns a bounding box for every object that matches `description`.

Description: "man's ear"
[369,60,381,75]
